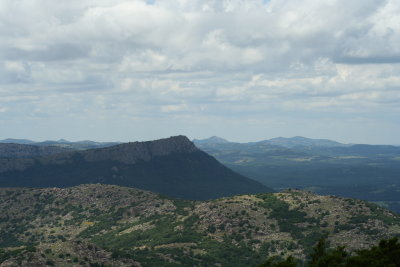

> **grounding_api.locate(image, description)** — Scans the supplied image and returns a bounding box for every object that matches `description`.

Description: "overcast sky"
[1,0,399,144]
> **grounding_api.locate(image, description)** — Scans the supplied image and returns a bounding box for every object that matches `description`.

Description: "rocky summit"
[82,135,199,164]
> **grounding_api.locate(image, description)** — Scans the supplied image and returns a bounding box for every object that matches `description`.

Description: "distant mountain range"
[194,136,349,148]
[260,136,348,148]
[2,135,400,211]
[0,136,271,200]
[0,135,351,150]
[194,136,400,213]
[192,136,230,145]
[193,136,400,157]
[0,138,121,150]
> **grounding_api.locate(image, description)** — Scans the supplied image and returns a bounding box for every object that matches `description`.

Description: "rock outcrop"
[82,135,198,164]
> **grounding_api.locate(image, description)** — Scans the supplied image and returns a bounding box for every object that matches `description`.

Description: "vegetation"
[258,237,400,267]
[195,138,400,213]
[0,184,400,266]
[0,136,271,200]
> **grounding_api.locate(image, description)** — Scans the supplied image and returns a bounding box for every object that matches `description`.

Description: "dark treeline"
[258,237,400,267]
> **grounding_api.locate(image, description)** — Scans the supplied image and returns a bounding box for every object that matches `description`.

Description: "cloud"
[0,0,400,143]
[161,103,188,113]
[334,56,400,64]
[2,0,399,73]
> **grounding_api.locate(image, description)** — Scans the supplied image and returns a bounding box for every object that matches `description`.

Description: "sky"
[0,0,400,144]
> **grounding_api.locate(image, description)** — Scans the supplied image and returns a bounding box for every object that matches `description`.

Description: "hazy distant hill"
[0,138,36,145]
[0,138,121,150]
[0,136,271,200]
[192,136,229,144]
[0,184,399,266]
[194,136,400,213]
[261,136,347,148]
[193,136,347,149]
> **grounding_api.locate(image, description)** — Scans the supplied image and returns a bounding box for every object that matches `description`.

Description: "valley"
[194,136,400,213]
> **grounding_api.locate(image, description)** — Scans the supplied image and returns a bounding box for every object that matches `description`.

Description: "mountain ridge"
[192,136,229,144]
[0,138,122,150]
[0,143,73,159]
[81,135,198,164]
[0,136,271,200]
[193,136,348,147]
[263,136,347,148]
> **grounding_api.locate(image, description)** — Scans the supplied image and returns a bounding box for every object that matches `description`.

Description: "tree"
[347,237,400,267]
[258,237,400,267]
[258,255,298,267]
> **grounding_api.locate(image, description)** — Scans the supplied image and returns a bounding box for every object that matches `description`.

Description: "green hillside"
[1,184,399,266]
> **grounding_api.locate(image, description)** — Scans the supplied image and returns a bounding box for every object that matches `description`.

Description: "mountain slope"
[0,184,399,266]
[0,143,72,158]
[0,136,271,200]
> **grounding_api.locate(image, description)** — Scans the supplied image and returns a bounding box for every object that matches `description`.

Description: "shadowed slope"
[0,136,271,200]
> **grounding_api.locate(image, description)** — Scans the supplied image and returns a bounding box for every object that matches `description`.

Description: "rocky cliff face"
[0,136,270,200]
[82,135,198,164]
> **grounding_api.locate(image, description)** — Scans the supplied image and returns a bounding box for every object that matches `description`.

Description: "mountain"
[0,138,121,150]
[0,136,271,200]
[35,140,121,150]
[263,136,347,148]
[193,136,230,144]
[0,138,36,145]
[0,184,399,266]
[194,136,400,213]
[0,143,72,159]
[193,136,347,149]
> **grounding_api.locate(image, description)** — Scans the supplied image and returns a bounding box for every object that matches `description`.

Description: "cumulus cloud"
[0,0,399,143]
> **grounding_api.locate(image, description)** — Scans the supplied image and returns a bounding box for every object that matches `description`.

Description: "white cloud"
[0,0,399,143]
[161,103,188,113]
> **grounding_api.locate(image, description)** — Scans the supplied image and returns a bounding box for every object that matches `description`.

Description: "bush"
[258,237,400,267]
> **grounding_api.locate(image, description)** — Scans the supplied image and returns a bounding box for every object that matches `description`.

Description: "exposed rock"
[0,184,399,266]
[82,135,198,164]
